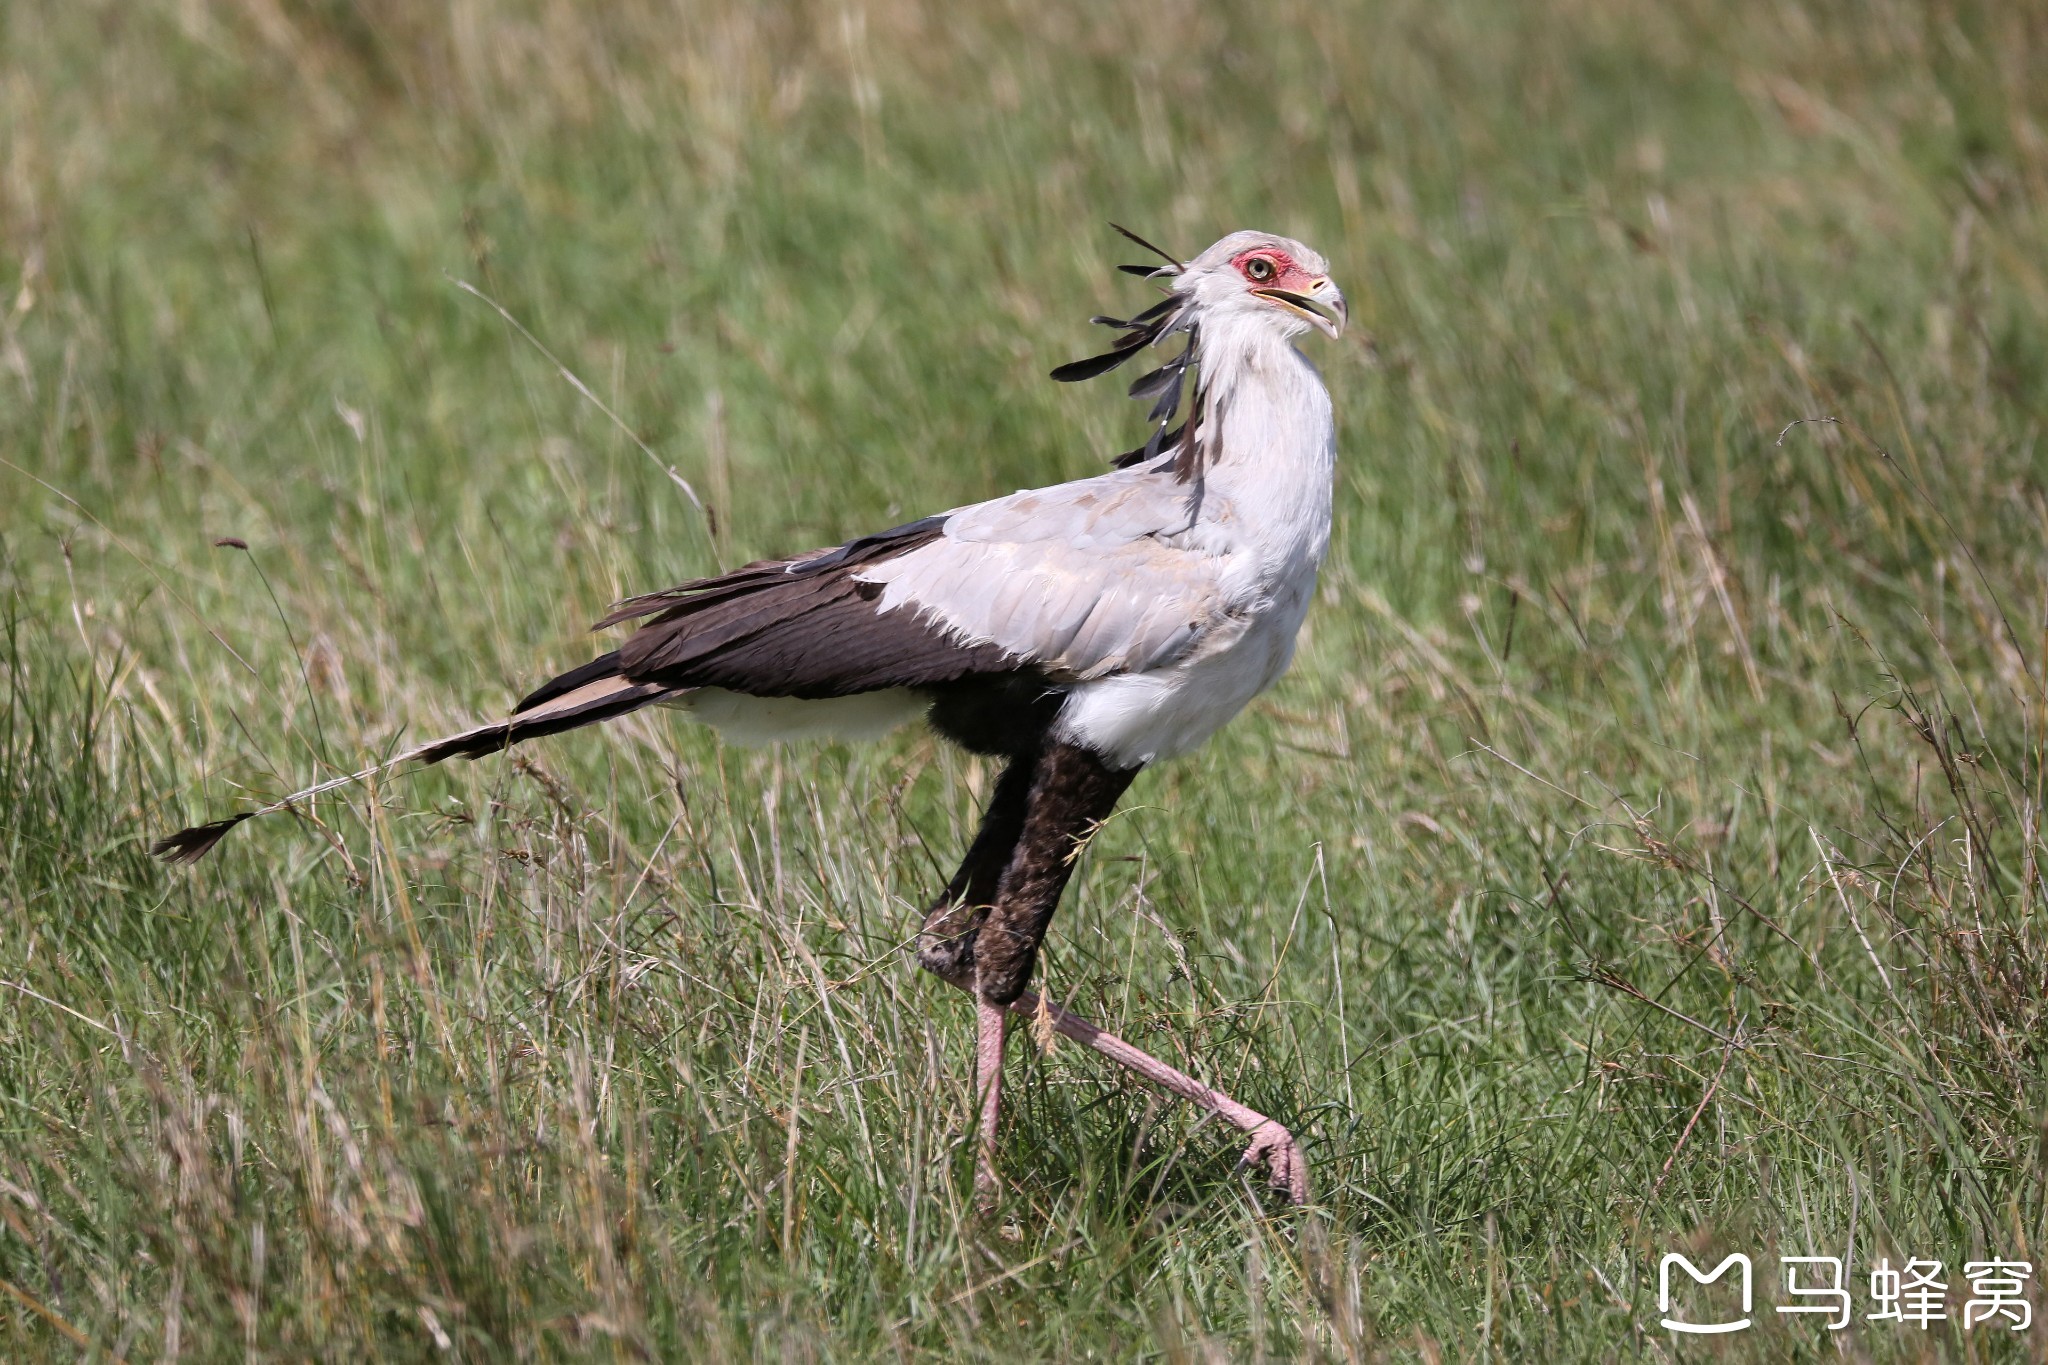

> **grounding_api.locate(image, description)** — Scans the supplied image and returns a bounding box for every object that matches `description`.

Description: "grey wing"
[855,467,1240,680]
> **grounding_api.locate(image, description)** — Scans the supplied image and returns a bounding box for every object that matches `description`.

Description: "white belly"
[1053,582,1312,768]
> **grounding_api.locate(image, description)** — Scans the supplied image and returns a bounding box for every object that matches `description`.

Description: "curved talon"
[1240,1121,1309,1205]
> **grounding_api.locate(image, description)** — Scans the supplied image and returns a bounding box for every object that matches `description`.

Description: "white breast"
[1054,325,1335,768]
[1055,577,1313,766]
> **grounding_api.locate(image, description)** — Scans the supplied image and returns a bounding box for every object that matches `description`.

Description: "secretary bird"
[154,227,1347,1204]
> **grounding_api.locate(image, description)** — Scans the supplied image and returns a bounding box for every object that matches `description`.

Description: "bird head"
[1174,230,1346,340]
[1052,227,1347,384]
[1051,226,1347,471]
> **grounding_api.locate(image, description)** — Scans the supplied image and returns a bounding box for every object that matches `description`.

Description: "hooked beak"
[1253,276,1347,339]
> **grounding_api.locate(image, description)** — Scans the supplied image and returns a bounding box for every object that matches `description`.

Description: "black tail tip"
[151,813,253,865]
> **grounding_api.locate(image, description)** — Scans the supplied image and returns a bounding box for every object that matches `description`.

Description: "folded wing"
[854,466,1236,681]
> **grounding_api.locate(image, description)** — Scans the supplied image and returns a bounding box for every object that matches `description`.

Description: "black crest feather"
[1049,339,1153,384]
[1108,223,1184,271]
[1111,420,1186,469]
[1051,232,1189,384]
[1050,226,1209,479]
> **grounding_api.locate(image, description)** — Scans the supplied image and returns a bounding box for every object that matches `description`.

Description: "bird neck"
[1189,319,1337,562]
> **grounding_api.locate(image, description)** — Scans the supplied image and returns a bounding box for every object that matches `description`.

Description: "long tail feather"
[151,675,677,864]
[151,812,258,865]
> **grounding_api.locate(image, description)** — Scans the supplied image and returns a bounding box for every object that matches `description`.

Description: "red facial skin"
[1229,247,1322,295]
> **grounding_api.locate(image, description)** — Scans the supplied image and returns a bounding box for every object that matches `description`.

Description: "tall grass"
[3,0,2048,1357]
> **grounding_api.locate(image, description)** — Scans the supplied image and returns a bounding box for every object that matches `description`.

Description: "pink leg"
[973,997,1008,1204]
[936,971,1307,1204]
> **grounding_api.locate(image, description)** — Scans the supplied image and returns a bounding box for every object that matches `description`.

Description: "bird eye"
[1245,257,1276,282]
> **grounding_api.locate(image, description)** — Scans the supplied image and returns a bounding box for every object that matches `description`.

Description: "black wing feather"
[547,515,1024,704]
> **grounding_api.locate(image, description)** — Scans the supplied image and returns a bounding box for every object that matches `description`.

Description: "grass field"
[5,0,2048,1358]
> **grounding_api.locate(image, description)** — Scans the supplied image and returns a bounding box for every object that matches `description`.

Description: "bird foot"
[973,1166,1003,1214]
[1240,1120,1309,1205]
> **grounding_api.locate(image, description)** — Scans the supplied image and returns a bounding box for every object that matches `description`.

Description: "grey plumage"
[150,225,1347,1209]
[153,226,1333,869]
